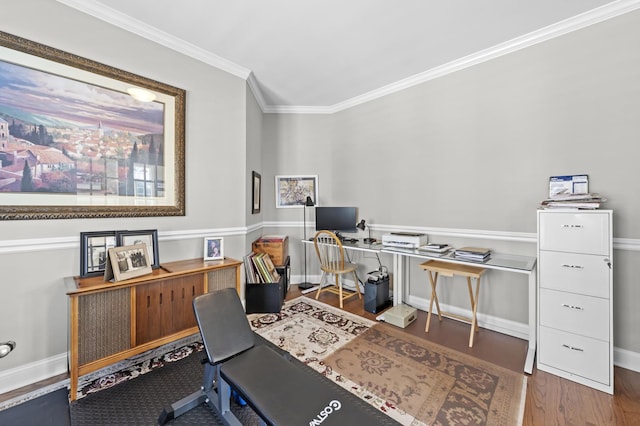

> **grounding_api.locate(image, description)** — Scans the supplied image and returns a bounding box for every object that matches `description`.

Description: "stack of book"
[540,193,607,210]
[244,252,280,283]
[417,243,451,254]
[454,247,491,262]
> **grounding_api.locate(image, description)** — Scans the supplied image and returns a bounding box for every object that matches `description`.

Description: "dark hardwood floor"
[2,284,639,425]
[289,285,640,426]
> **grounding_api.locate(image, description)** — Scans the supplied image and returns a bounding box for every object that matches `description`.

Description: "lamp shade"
[305,196,315,207]
[356,219,366,231]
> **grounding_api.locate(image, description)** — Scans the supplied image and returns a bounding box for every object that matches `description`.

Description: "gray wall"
[2,0,639,392]
[264,9,640,356]
[0,0,251,385]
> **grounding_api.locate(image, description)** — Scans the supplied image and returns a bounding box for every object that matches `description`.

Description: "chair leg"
[468,277,481,347]
[315,271,326,300]
[336,274,343,309]
[352,271,361,299]
[425,271,441,333]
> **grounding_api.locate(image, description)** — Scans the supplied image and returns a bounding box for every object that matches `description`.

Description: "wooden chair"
[313,230,362,308]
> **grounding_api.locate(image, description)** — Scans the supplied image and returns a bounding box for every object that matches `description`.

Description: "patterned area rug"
[248,296,375,358]
[250,297,526,426]
[71,296,524,425]
[325,323,526,425]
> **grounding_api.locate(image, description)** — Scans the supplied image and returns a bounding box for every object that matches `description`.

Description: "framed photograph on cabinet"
[80,231,117,277]
[0,31,185,220]
[252,171,261,214]
[204,237,224,261]
[275,175,318,208]
[105,244,152,282]
[116,229,160,269]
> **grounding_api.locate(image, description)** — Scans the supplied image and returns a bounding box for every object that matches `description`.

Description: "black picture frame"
[80,231,117,277]
[252,171,261,214]
[116,229,160,269]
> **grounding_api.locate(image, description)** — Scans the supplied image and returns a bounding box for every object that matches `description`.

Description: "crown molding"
[56,0,251,80]
[246,72,268,112]
[57,0,640,114]
[292,0,640,114]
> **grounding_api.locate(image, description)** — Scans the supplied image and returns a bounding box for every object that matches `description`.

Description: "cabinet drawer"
[539,288,609,341]
[539,326,610,385]
[539,251,610,298]
[539,212,610,255]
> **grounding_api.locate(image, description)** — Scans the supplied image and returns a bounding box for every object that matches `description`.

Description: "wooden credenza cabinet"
[537,210,613,394]
[65,257,241,401]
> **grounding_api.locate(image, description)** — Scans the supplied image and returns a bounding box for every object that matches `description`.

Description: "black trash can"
[364,275,391,314]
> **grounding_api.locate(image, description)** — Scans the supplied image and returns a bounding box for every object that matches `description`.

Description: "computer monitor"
[315,206,358,233]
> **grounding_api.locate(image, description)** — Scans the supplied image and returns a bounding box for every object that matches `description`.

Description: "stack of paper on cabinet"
[540,193,607,210]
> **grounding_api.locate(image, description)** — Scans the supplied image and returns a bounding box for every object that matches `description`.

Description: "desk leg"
[468,277,481,348]
[425,271,441,333]
[392,253,402,306]
[524,269,537,374]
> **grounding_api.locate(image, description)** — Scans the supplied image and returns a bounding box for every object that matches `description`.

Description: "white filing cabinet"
[537,209,613,394]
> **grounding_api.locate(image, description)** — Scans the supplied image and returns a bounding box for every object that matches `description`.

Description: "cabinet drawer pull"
[561,224,584,228]
[561,303,584,310]
[561,264,584,269]
[562,343,584,352]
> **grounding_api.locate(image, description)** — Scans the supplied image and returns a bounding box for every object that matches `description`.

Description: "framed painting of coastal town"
[0,31,185,220]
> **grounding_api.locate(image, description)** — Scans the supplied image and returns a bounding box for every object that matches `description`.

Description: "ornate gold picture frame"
[0,31,185,220]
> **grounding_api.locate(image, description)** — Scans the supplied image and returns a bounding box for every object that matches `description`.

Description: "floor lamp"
[299,196,315,290]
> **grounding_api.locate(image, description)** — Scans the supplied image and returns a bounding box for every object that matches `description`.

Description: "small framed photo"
[204,237,224,261]
[117,229,160,269]
[80,231,117,277]
[275,175,318,208]
[252,171,261,214]
[105,244,152,282]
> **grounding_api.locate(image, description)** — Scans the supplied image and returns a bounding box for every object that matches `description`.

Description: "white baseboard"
[615,346,640,373]
[406,294,531,341]
[0,352,68,395]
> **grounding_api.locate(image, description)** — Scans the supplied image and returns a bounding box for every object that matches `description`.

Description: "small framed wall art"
[252,171,261,214]
[204,237,224,261]
[275,175,318,208]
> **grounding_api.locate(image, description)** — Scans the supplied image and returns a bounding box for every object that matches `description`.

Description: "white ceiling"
[58,0,639,113]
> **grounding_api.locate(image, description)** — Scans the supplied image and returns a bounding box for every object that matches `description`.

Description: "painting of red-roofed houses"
[0,58,165,198]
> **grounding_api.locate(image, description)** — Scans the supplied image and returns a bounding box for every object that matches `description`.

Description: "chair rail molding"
[0,222,637,254]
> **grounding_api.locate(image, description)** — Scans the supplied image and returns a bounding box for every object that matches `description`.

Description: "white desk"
[301,239,537,373]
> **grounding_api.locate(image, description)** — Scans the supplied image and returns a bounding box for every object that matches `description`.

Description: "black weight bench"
[158,288,399,426]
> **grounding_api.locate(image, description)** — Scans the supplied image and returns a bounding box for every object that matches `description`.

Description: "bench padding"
[184,288,401,426]
[222,343,394,425]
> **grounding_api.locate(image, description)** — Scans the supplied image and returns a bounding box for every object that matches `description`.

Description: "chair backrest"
[313,230,348,273]
[192,288,255,364]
